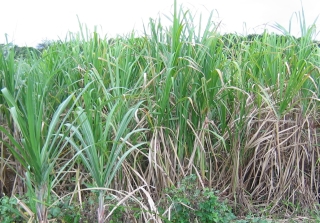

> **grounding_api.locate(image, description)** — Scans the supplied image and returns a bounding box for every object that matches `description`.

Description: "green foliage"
[162,174,236,223]
[1,0,320,221]
[0,68,90,222]
[161,175,273,222]
[48,200,82,223]
[236,214,273,223]
[0,196,26,223]
[106,197,142,223]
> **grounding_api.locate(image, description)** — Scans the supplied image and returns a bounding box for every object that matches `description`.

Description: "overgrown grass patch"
[1,1,320,222]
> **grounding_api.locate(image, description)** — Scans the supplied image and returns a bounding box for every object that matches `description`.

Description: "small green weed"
[105,195,143,223]
[238,214,272,223]
[161,174,236,223]
[0,195,25,223]
[48,200,82,223]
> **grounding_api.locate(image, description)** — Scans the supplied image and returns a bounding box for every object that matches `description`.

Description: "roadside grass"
[1,1,320,222]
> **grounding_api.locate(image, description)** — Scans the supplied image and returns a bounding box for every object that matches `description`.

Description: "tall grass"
[0,68,90,221]
[1,1,320,221]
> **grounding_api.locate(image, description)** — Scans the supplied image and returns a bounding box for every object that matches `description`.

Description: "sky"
[1,0,319,47]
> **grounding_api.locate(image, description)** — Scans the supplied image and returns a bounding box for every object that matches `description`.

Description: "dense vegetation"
[1,2,320,222]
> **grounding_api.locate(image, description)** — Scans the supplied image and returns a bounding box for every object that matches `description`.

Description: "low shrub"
[160,174,236,223]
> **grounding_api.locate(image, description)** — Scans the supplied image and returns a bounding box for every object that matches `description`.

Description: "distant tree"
[36,40,53,51]
[13,45,40,58]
